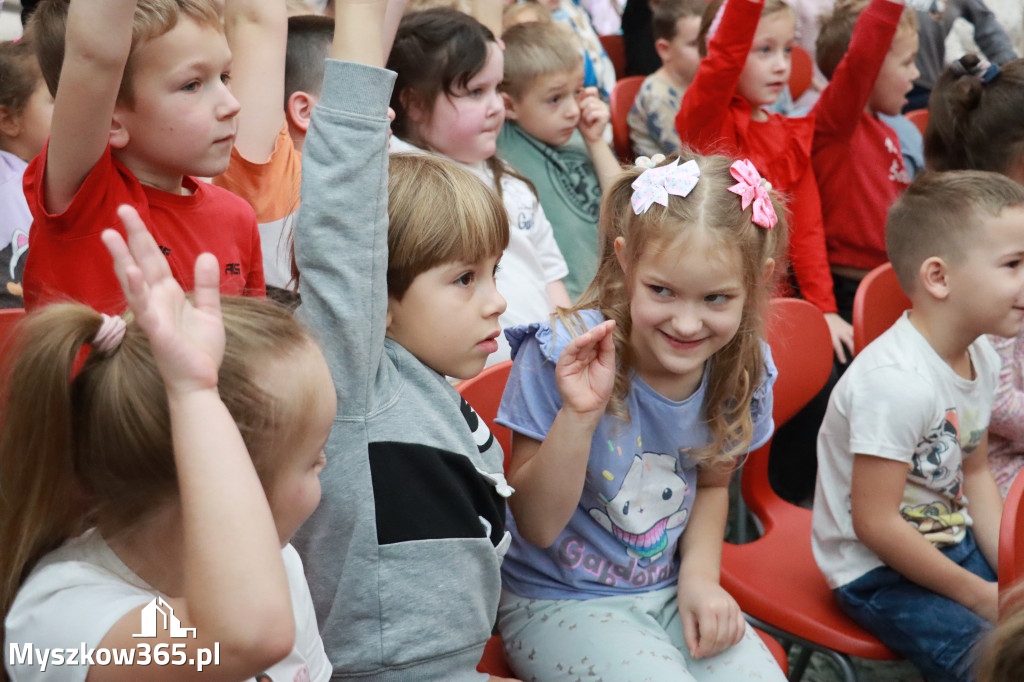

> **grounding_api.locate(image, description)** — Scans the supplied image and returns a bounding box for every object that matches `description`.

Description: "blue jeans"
[833,530,995,682]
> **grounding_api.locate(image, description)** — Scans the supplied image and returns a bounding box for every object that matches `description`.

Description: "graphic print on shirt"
[1,229,28,302]
[460,397,494,453]
[588,452,690,562]
[903,409,968,546]
[885,135,911,185]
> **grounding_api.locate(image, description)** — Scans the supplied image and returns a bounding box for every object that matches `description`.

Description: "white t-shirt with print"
[5,529,330,682]
[812,312,1000,589]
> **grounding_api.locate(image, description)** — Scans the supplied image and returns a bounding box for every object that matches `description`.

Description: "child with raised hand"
[812,171,1024,681]
[289,0,518,679]
[495,153,789,681]
[0,38,51,308]
[1,204,332,681]
[676,0,853,362]
[387,7,571,364]
[20,0,264,315]
[925,55,1024,497]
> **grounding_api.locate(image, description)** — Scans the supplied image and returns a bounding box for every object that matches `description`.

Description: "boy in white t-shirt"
[811,170,1024,682]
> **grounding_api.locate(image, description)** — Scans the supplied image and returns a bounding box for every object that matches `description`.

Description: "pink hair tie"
[728,159,777,230]
[92,314,127,354]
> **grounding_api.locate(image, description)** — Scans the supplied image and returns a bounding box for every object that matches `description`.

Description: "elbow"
[217,606,296,674]
[508,501,558,549]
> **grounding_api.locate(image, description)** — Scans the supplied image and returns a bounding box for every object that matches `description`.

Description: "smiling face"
[410,42,506,164]
[946,206,1024,339]
[617,230,747,401]
[736,10,794,111]
[868,28,920,116]
[112,17,240,192]
[386,256,507,379]
[504,64,584,147]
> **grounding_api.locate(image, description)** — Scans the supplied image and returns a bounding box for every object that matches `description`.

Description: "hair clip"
[728,159,777,230]
[92,313,127,354]
[631,159,701,215]
[634,154,666,169]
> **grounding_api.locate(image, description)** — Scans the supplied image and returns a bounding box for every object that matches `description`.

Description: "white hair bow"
[630,159,701,215]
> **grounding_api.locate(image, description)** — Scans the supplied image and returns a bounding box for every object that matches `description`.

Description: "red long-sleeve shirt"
[812,0,909,271]
[676,0,837,313]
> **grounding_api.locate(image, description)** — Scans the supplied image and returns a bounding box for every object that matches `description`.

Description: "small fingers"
[192,252,222,317]
[116,204,173,286]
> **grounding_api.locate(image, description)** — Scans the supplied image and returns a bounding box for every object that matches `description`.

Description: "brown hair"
[27,0,222,106]
[387,153,510,299]
[977,583,1024,682]
[886,170,1024,294]
[815,0,918,80]
[698,0,792,58]
[925,55,1024,177]
[0,297,317,635]
[285,14,333,105]
[500,21,582,100]
[563,151,788,468]
[0,39,42,117]
[652,0,706,42]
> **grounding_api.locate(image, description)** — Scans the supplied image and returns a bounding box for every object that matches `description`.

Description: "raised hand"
[101,205,225,395]
[576,86,610,145]
[554,319,616,417]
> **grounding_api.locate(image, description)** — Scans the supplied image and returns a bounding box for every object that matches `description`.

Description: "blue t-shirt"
[497,310,777,600]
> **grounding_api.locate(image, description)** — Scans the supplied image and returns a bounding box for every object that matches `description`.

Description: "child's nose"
[671,307,703,336]
[220,87,241,119]
[485,281,507,317]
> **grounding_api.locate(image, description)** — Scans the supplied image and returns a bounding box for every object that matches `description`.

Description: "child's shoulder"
[506,309,605,363]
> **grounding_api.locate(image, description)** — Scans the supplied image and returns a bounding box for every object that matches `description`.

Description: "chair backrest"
[456,360,514,469]
[999,470,1024,600]
[610,75,645,162]
[0,308,26,355]
[789,45,813,101]
[598,33,626,80]
[852,262,911,355]
[905,108,929,136]
[741,298,834,523]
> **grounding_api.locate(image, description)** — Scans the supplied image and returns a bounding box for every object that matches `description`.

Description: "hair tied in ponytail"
[951,55,1001,84]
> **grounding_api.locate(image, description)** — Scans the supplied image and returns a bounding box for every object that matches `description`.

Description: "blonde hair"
[500,21,581,100]
[815,0,918,80]
[698,0,792,58]
[387,153,510,298]
[565,151,788,469]
[502,1,552,31]
[0,297,317,638]
[886,170,1024,295]
[27,0,222,105]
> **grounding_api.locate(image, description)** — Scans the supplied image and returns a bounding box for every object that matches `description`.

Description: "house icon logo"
[132,597,197,639]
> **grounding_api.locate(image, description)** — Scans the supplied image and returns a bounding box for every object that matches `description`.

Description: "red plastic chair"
[456,360,514,468]
[999,469,1024,605]
[721,298,899,682]
[610,75,645,163]
[852,262,911,356]
[789,45,814,101]
[598,33,626,80]
[905,108,929,136]
[0,308,26,355]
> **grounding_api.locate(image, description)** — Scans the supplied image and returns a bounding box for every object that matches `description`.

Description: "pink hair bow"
[631,159,701,215]
[728,159,777,230]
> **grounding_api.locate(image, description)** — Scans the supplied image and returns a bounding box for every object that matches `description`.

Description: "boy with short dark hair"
[627,0,705,158]
[812,170,1024,682]
[811,0,918,320]
[22,0,265,314]
[498,19,618,299]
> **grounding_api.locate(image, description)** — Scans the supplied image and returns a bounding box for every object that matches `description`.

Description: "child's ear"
[762,257,775,282]
[613,236,629,273]
[654,37,672,63]
[0,105,21,138]
[286,91,316,135]
[400,89,427,125]
[919,256,950,300]
[109,109,130,149]
[501,92,518,119]
[385,297,395,331]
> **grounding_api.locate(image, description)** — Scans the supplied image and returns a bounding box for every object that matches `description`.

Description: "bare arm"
[676,465,745,659]
[963,434,1002,572]
[546,280,572,310]
[93,207,293,681]
[223,0,288,162]
[851,453,998,623]
[45,0,136,213]
[507,320,615,547]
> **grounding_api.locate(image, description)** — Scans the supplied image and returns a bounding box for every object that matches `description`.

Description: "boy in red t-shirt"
[21,0,265,314]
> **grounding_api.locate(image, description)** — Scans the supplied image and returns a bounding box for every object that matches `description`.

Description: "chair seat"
[722,511,899,661]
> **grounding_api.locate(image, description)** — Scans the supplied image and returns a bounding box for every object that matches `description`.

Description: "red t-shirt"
[23,143,265,314]
[676,0,837,313]
[812,0,909,271]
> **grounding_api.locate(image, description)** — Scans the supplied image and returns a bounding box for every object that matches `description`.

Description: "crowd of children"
[3,0,1024,679]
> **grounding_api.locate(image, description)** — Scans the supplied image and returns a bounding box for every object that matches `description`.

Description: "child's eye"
[492,262,501,277]
[784,46,793,55]
[469,88,484,98]
[220,73,232,85]
[455,271,476,286]
[648,284,671,297]
[705,293,730,304]
[1005,259,1022,270]
[549,95,561,105]
[181,80,200,92]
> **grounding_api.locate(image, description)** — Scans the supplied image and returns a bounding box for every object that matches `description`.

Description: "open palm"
[554,319,616,415]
